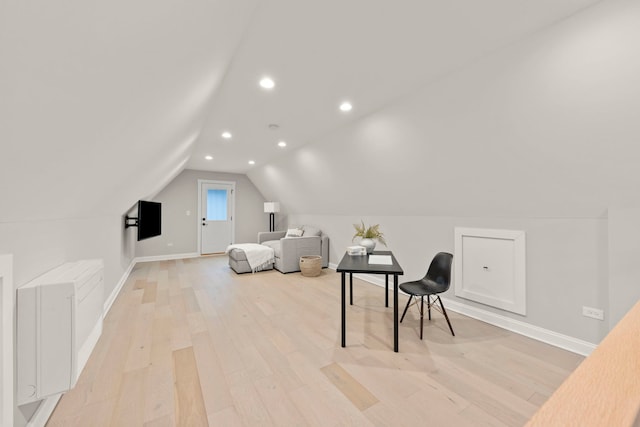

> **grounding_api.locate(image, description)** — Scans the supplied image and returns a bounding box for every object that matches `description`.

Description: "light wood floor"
[47,256,583,426]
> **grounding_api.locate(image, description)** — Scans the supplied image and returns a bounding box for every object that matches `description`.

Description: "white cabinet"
[17,259,104,405]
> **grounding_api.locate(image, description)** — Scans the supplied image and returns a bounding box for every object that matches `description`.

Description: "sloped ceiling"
[1,0,607,223]
[248,0,640,219]
[0,0,256,222]
[188,0,602,173]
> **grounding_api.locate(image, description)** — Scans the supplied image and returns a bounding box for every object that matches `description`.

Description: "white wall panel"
[455,228,526,315]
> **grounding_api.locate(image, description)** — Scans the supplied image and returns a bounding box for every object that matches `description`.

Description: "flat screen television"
[137,200,161,241]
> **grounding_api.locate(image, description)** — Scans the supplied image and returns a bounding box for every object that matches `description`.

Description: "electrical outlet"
[167,243,173,247]
[582,306,604,320]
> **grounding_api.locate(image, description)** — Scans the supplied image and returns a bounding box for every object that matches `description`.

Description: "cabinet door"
[38,283,74,398]
[16,288,37,405]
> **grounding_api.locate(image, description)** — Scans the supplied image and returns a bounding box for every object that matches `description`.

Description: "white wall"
[250,0,640,344]
[0,217,134,300]
[135,169,267,257]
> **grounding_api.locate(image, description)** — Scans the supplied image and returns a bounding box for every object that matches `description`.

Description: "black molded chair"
[399,252,454,338]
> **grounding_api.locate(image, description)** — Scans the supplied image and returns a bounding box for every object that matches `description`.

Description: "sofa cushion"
[261,240,281,258]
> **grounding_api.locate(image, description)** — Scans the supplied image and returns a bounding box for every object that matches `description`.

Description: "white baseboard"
[134,252,199,264]
[440,298,596,356]
[103,258,136,315]
[77,320,103,379]
[27,394,61,427]
[330,265,597,356]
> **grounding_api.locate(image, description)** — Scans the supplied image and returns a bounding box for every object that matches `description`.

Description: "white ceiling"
[0,0,256,221]
[0,0,602,222]
[187,0,601,174]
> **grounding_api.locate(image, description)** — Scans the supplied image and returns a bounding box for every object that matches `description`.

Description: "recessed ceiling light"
[259,77,275,89]
[248,160,255,165]
[205,155,213,160]
[278,141,287,148]
[339,102,353,112]
[221,131,232,139]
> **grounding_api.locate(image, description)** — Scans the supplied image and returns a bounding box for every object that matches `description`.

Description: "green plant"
[352,221,387,246]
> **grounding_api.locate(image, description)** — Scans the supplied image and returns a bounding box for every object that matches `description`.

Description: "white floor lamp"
[264,202,280,232]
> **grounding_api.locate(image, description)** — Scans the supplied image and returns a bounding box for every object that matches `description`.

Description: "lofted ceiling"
[0,0,257,221]
[0,0,602,223]
[188,0,601,173]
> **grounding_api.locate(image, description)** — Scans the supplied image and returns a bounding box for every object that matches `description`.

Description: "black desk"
[336,251,404,352]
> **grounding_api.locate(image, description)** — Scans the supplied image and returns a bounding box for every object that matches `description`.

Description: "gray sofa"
[258,227,329,273]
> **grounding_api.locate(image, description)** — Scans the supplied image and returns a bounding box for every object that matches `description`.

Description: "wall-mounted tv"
[124,200,162,240]
[136,200,162,241]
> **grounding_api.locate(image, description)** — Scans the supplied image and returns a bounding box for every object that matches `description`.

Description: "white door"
[200,181,234,254]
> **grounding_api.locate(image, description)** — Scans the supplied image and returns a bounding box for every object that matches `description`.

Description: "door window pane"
[206,189,227,220]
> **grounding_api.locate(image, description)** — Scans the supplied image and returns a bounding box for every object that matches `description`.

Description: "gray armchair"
[258,227,329,273]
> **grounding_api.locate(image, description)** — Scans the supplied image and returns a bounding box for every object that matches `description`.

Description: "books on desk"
[368,255,392,265]
[347,246,367,256]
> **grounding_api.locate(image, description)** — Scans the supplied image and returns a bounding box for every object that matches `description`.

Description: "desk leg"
[349,273,353,305]
[394,274,399,352]
[342,272,346,347]
[385,274,389,307]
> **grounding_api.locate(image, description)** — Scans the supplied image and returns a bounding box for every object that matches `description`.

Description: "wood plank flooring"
[46,256,583,426]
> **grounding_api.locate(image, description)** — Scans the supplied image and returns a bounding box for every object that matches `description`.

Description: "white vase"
[359,238,376,254]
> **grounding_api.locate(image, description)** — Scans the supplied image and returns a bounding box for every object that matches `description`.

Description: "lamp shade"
[264,202,280,213]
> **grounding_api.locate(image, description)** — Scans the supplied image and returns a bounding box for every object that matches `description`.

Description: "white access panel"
[454,228,526,315]
[17,259,104,405]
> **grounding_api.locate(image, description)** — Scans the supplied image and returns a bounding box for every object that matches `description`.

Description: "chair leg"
[427,295,432,320]
[420,296,424,340]
[400,295,412,323]
[437,295,455,336]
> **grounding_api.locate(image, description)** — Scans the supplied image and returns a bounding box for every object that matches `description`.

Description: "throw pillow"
[302,225,322,236]
[286,228,303,237]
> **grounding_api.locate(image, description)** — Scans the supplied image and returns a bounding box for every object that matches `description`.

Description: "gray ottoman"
[228,248,274,274]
